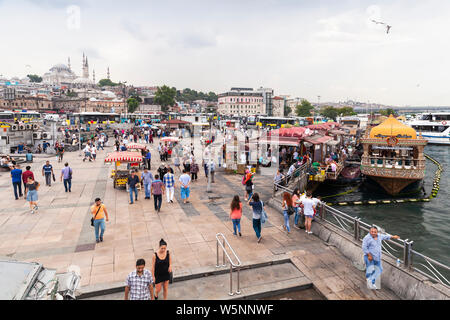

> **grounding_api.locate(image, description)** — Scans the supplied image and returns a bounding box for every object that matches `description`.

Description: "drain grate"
[75,243,96,252]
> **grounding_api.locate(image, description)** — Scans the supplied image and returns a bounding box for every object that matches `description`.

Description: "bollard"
[354,218,360,241]
[216,240,219,268]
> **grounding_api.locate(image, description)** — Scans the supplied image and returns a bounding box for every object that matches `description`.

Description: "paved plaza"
[0,138,398,300]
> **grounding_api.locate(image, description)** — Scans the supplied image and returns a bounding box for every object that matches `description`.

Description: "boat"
[360,115,428,195]
[407,112,450,145]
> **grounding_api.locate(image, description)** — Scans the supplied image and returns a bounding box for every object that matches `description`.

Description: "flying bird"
[371,20,392,34]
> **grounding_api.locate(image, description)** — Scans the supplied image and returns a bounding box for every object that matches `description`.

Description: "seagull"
[371,20,392,34]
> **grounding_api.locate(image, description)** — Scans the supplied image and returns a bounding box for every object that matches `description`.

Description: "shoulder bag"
[91,205,103,227]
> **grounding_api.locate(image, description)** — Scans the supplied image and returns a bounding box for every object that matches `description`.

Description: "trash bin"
[26,153,33,163]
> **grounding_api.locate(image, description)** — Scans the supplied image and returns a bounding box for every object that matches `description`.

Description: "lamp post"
[207,115,213,193]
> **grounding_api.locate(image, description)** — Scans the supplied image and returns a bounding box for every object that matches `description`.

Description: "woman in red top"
[230,195,243,237]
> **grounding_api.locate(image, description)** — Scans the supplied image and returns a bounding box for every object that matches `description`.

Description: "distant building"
[218,88,264,116]
[272,96,285,117]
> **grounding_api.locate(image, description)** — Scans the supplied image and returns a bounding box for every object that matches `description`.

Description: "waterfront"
[317,145,450,266]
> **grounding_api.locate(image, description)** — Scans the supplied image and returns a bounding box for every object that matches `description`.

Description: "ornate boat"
[360,115,428,195]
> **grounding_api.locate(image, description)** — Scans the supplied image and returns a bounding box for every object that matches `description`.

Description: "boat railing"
[362,156,426,170]
[271,184,450,287]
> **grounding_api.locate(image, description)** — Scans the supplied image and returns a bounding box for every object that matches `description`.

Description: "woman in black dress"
[152,239,172,300]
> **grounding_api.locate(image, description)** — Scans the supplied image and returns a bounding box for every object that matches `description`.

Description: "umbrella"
[161,137,179,142]
[126,143,147,150]
[105,152,143,163]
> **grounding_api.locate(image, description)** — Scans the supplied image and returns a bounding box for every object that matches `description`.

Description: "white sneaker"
[308,231,313,234]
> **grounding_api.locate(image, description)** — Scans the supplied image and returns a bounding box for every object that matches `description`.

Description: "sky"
[0,0,449,106]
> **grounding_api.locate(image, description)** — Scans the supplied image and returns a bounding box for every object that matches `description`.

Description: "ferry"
[407,113,450,145]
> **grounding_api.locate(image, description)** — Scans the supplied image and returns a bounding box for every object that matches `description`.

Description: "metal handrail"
[216,233,242,296]
[271,181,450,288]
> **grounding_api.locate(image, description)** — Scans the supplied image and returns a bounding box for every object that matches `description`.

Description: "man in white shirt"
[90,144,97,161]
[179,169,191,204]
[298,192,321,235]
[83,145,92,162]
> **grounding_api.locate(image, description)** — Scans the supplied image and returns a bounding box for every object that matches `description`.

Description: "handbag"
[52,173,56,182]
[287,206,295,216]
[91,205,103,227]
[260,201,268,224]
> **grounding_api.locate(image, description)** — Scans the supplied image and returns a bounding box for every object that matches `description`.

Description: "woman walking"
[152,239,172,300]
[292,188,301,229]
[243,170,255,201]
[26,176,40,214]
[282,192,293,234]
[230,196,243,237]
[247,193,264,243]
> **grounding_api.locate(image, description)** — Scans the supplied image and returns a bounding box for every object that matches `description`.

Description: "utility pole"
[207,116,212,193]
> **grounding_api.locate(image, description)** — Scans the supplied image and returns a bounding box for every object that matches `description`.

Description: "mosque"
[42,54,105,87]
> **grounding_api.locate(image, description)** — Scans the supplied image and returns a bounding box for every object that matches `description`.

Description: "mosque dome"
[370,115,417,140]
[73,77,94,85]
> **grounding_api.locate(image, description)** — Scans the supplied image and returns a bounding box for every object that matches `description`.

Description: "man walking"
[179,169,191,204]
[145,149,151,170]
[125,259,154,300]
[128,170,140,204]
[142,168,153,200]
[91,198,109,243]
[42,161,54,187]
[61,163,73,193]
[11,165,23,200]
[22,166,34,196]
[163,168,175,203]
[362,227,400,289]
[151,174,165,213]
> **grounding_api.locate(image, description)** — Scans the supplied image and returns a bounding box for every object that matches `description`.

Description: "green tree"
[155,85,177,112]
[27,74,42,83]
[295,99,314,117]
[380,108,397,116]
[284,105,292,117]
[320,106,339,121]
[127,97,139,113]
[98,79,118,87]
[338,106,357,116]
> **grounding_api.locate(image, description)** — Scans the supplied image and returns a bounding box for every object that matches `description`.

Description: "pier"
[0,140,448,300]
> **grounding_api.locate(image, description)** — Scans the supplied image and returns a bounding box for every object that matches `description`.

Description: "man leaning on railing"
[362,227,400,290]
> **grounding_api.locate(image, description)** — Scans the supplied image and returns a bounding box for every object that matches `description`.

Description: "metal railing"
[362,156,426,170]
[216,233,242,296]
[272,184,450,288]
[273,163,309,196]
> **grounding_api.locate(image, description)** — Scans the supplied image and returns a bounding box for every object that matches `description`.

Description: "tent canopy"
[126,143,147,150]
[105,151,143,163]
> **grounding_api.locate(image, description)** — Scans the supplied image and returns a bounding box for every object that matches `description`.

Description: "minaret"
[93,69,96,84]
[82,54,89,79]
[107,67,110,80]
[68,57,71,70]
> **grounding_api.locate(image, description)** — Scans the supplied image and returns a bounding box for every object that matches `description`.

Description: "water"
[316,145,450,267]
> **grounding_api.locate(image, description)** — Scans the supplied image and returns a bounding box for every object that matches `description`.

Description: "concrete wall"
[268,199,450,300]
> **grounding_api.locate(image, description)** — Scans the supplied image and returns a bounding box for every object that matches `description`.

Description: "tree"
[380,108,397,116]
[284,105,292,117]
[127,97,139,113]
[338,106,357,116]
[154,85,177,112]
[27,74,42,83]
[320,106,339,121]
[296,99,314,117]
[98,79,118,87]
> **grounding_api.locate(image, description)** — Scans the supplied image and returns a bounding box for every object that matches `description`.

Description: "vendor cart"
[105,151,143,189]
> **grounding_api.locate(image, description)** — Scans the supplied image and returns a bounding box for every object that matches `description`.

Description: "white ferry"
[407,113,450,145]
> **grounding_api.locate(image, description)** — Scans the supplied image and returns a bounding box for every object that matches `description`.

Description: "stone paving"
[0,138,398,300]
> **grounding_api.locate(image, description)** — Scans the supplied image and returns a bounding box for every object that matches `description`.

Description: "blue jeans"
[294,207,300,225]
[232,219,241,235]
[144,183,151,198]
[129,187,138,203]
[253,218,261,239]
[13,181,23,199]
[94,218,105,241]
[283,210,291,232]
[364,255,383,285]
[64,179,72,192]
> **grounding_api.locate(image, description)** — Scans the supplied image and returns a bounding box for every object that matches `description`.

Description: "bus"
[121,113,162,124]
[256,116,297,129]
[67,112,120,125]
[0,111,15,123]
[18,111,41,123]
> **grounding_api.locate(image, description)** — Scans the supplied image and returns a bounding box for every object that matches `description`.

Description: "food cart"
[105,151,143,189]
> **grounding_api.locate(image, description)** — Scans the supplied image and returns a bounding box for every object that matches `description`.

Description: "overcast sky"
[0,0,449,106]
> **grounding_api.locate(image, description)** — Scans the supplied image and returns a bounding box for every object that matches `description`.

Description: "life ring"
[442,121,447,126]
